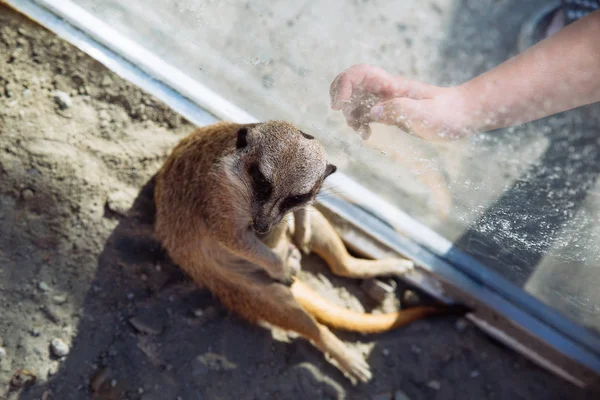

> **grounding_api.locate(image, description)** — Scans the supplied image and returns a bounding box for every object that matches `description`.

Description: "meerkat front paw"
[293,208,312,255]
[287,244,302,275]
[275,244,302,286]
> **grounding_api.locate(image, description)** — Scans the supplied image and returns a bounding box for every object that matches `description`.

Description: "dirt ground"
[0,5,598,400]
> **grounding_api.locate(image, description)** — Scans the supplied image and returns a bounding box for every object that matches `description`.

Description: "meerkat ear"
[236,127,249,149]
[325,164,337,177]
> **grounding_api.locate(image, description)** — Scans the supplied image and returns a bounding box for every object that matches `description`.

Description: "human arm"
[330,10,600,141]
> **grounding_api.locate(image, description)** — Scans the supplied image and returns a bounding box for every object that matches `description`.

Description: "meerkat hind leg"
[306,207,414,279]
[219,274,372,384]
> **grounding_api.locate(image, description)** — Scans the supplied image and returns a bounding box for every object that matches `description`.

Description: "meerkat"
[154,120,465,383]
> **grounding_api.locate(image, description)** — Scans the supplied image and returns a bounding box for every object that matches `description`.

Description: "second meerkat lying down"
[154,120,465,384]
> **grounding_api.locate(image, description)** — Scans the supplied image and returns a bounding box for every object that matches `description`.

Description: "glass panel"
[74,0,600,334]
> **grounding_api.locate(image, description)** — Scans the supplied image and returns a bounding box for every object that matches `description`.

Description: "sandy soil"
[0,5,598,400]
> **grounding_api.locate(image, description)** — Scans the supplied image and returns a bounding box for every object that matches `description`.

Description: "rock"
[47,362,59,378]
[38,281,50,292]
[455,318,469,332]
[50,338,69,357]
[101,75,113,87]
[0,346,6,361]
[193,309,204,318]
[361,278,395,303]
[52,293,68,304]
[129,312,164,335]
[52,90,72,109]
[106,190,134,217]
[196,352,237,371]
[394,390,411,400]
[402,290,421,307]
[31,327,41,337]
[470,370,480,378]
[21,188,34,200]
[426,380,441,391]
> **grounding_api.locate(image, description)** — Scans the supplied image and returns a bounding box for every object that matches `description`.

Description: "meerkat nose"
[252,220,270,234]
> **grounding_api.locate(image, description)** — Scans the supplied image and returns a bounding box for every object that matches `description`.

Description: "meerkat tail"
[290,279,468,334]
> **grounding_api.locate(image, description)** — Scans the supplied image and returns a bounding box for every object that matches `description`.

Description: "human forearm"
[459,10,600,133]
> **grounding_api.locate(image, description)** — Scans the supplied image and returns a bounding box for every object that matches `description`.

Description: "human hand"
[330,64,474,141]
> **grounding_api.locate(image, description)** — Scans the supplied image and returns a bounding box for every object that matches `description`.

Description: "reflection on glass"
[74,0,600,334]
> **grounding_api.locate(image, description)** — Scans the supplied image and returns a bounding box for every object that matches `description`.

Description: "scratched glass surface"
[75,0,600,334]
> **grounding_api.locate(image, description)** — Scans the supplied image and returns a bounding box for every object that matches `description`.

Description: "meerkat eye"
[299,130,314,140]
[248,163,272,202]
[281,193,312,211]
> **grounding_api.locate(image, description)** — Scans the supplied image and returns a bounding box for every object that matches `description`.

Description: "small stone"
[52,294,68,304]
[21,188,34,200]
[426,380,441,391]
[381,348,390,357]
[101,75,113,87]
[129,313,164,335]
[47,362,59,378]
[470,370,480,378]
[394,390,411,400]
[50,338,69,357]
[455,318,469,332]
[196,352,237,371]
[361,279,395,303]
[31,327,41,337]
[106,191,134,217]
[193,309,204,318]
[38,281,50,292]
[52,90,72,109]
[0,347,6,361]
[402,290,421,307]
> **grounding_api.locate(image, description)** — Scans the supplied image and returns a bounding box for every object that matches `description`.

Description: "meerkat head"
[233,120,336,234]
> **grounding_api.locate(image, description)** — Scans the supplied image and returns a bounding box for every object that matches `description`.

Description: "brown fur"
[154,121,464,383]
